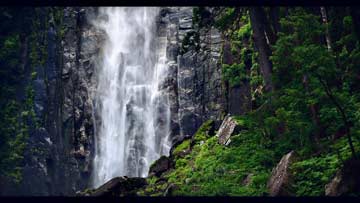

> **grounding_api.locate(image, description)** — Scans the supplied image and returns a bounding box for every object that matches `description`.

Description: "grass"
[139,114,359,196]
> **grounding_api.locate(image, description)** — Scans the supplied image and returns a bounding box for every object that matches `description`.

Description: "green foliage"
[0,84,36,183]
[0,34,20,72]
[0,32,26,184]
[52,8,66,40]
[142,7,360,197]
[0,8,48,184]
[173,139,191,157]
[343,16,353,31]
[222,63,248,87]
[235,23,252,40]
[0,100,29,183]
[142,116,276,196]
[269,7,360,158]
[192,119,214,145]
[291,155,339,196]
[291,137,360,196]
[220,12,259,102]
[215,8,237,31]
[29,10,48,67]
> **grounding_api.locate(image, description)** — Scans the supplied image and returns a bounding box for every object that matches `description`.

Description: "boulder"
[267,151,297,196]
[148,156,171,177]
[216,115,240,145]
[78,177,147,196]
[325,170,347,196]
[242,173,253,186]
[164,183,178,196]
[169,134,192,159]
[325,158,360,196]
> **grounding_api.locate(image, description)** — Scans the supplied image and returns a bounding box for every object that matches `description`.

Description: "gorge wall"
[0,7,245,195]
[0,7,99,195]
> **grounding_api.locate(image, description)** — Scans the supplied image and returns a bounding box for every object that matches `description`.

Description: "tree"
[320,7,332,51]
[249,7,274,93]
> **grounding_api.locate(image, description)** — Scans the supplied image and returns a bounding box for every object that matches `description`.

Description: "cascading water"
[91,7,171,188]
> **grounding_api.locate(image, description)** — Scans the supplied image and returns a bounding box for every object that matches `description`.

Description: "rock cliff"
[0,7,241,195]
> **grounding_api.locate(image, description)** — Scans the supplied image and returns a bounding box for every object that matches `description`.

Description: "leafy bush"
[192,119,214,144]
[215,8,237,31]
[153,116,275,196]
[291,137,360,196]
[222,63,248,87]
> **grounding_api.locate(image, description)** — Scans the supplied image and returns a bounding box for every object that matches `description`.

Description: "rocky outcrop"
[216,115,240,145]
[325,158,360,196]
[325,170,347,196]
[78,177,147,196]
[159,7,226,141]
[222,39,252,116]
[0,7,100,196]
[56,7,99,194]
[148,156,172,177]
[267,151,297,196]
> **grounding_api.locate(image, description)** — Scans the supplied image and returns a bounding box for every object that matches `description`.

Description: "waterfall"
[91,7,171,188]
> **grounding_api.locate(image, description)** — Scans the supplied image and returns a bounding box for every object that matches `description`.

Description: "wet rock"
[179,17,192,29]
[267,151,297,196]
[149,156,171,177]
[71,149,89,159]
[216,115,240,145]
[79,177,147,196]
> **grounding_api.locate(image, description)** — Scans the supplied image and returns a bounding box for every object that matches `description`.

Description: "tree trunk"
[259,8,277,45]
[302,74,324,144]
[249,7,274,93]
[320,7,332,51]
[270,7,281,35]
[350,7,360,41]
[319,7,356,158]
[317,75,357,159]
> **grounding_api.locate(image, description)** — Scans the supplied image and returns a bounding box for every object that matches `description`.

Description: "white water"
[91,7,171,188]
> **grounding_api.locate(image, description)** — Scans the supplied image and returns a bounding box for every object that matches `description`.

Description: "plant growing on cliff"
[0,8,45,184]
[180,31,200,55]
[215,8,238,31]
[222,63,248,87]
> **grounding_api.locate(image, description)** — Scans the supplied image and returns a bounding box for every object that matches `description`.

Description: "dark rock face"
[267,151,297,196]
[40,7,99,195]
[325,158,360,196]
[228,86,251,116]
[222,37,252,116]
[0,7,100,196]
[159,7,226,141]
[56,7,100,194]
[148,156,171,177]
[78,177,147,196]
